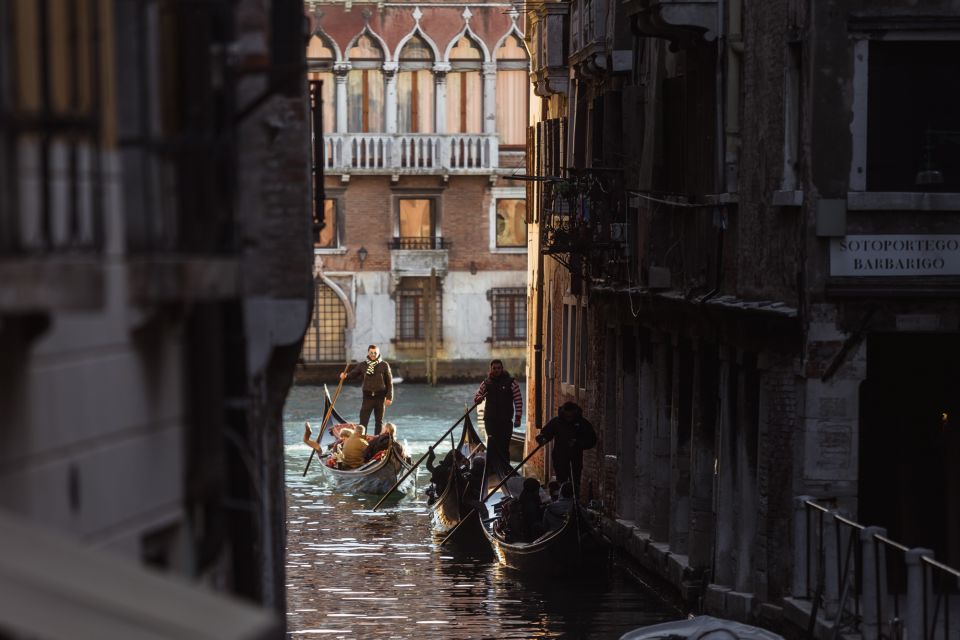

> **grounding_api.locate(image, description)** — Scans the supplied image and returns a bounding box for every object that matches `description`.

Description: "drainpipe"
[534,243,544,431]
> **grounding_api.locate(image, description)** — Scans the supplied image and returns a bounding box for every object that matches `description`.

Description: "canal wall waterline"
[295,358,527,384]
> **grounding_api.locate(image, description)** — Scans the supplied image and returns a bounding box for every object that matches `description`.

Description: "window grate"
[490,287,526,345]
[395,283,443,347]
[302,281,346,362]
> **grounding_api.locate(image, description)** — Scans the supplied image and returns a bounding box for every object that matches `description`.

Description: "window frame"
[489,287,527,346]
[488,187,528,253]
[495,34,530,148]
[848,29,960,208]
[394,278,444,347]
[314,192,346,253]
[392,192,443,248]
[560,296,587,392]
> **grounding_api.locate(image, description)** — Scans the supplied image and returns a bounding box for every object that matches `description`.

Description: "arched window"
[347,34,384,132]
[302,281,347,362]
[397,35,434,134]
[447,35,483,134]
[306,34,335,134]
[496,34,529,147]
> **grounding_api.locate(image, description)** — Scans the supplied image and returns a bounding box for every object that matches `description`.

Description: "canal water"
[283,383,684,639]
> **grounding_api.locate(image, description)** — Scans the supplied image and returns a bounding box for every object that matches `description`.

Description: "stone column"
[433,63,450,134]
[333,63,351,133]
[383,62,398,134]
[905,547,934,640]
[482,61,497,135]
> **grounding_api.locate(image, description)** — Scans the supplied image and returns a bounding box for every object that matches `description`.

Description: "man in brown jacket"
[340,344,394,435]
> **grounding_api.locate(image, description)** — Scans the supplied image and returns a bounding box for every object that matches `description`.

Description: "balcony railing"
[388,237,451,250]
[321,133,498,173]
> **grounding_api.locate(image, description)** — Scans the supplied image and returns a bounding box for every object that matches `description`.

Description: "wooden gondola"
[427,414,490,550]
[509,430,525,462]
[480,488,601,575]
[313,386,414,496]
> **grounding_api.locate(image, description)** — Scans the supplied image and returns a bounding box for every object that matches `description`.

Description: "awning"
[0,510,280,640]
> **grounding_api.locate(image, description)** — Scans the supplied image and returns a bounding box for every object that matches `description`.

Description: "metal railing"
[321,133,499,172]
[795,496,960,640]
[388,237,451,250]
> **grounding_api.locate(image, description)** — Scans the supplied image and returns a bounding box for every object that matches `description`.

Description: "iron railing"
[388,237,451,250]
[796,497,960,640]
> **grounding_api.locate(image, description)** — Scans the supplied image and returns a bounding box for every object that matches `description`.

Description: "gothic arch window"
[302,281,347,362]
[397,34,435,134]
[496,34,529,147]
[346,34,385,132]
[447,35,483,134]
[307,34,335,134]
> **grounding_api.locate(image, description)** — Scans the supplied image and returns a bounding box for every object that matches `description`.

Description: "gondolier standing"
[474,359,522,469]
[340,344,394,436]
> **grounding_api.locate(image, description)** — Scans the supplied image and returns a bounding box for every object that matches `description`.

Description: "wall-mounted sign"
[830,235,960,276]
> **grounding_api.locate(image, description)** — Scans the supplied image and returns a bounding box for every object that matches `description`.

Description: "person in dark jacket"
[363,422,397,462]
[535,401,597,491]
[473,359,522,470]
[341,344,393,435]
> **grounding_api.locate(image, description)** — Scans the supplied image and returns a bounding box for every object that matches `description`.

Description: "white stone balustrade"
[321,133,499,173]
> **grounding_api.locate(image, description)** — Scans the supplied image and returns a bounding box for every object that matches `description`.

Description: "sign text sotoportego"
[830,235,960,277]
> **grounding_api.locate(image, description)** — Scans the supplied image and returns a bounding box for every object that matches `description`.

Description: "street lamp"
[357,246,368,268]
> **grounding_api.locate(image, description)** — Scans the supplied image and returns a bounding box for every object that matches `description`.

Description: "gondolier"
[341,344,394,436]
[474,359,522,469]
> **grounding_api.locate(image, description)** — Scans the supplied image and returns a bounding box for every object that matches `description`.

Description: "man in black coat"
[473,359,522,470]
[340,344,393,435]
[536,401,597,491]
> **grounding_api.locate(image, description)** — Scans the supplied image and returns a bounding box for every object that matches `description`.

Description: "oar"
[372,400,482,511]
[440,440,545,546]
[302,362,351,477]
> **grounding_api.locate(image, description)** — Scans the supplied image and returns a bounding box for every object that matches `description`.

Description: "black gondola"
[427,413,490,551]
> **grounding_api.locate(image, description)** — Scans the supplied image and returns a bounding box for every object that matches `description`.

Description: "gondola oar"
[302,362,351,477]
[440,440,545,546]
[372,400,482,511]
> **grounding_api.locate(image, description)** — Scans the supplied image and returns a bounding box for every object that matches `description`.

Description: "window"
[865,41,960,192]
[314,199,340,248]
[395,278,443,345]
[346,34,384,132]
[306,34,335,134]
[560,300,587,388]
[490,288,526,344]
[447,35,483,133]
[397,35,435,134]
[496,35,529,147]
[496,199,527,248]
[302,281,347,362]
[395,198,443,248]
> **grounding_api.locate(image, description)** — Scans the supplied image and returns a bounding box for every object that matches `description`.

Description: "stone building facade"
[298,0,531,383]
[0,1,312,635]
[524,0,960,633]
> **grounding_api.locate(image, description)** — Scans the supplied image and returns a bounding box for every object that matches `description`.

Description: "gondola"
[427,413,490,551]
[313,385,414,495]
[479,478,602,575]
[509,430,525,462]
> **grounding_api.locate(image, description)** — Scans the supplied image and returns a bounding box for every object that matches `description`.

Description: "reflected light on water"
[284,384,682,639]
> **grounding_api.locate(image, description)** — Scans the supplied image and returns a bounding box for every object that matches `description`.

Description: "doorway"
[859,333,960,567]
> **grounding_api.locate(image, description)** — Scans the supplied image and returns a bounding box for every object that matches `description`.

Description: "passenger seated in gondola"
[542,481,577,532]
[424,447,467,504]
[341,424,369,469]
[461,455,486,509]
[518,477,545,541]
[363,422,397,462]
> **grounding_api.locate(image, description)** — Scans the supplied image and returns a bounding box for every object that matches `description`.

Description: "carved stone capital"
[333,62,352,77]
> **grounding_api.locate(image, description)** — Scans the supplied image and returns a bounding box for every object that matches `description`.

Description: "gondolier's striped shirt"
[474,379,523,423]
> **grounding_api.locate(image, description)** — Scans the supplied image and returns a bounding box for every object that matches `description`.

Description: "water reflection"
[285,384,681,638]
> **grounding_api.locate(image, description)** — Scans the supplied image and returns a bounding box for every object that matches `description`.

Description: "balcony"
[321,133,499,175]
[626,0,717,45]
[531,2,570,97]
[389,237,449,281]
